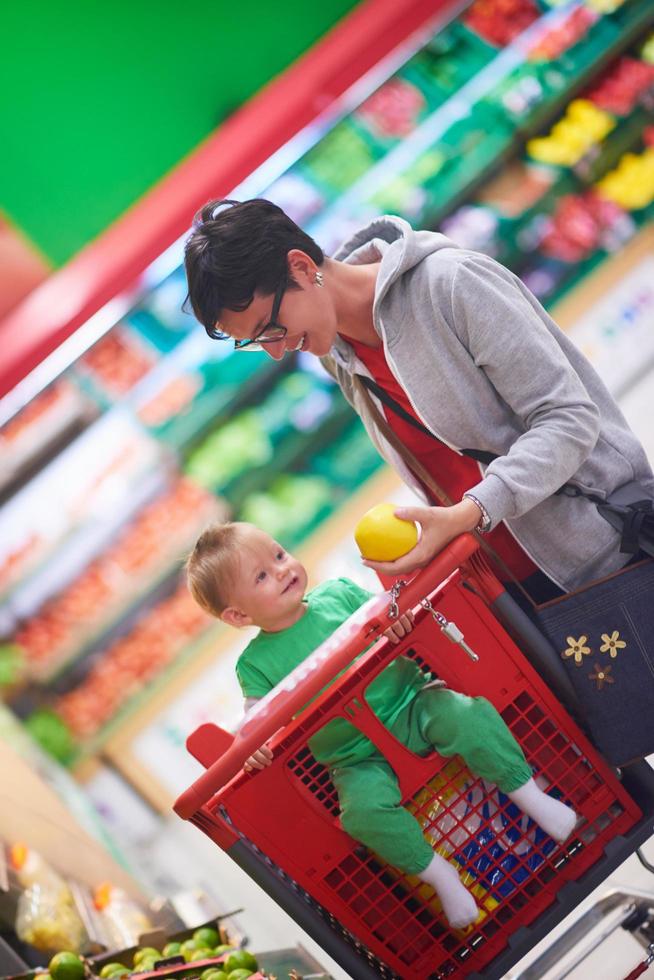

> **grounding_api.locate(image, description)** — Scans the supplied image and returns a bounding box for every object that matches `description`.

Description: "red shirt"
[348,337,539,583]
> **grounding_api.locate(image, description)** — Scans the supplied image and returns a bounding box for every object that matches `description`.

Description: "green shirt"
[235,578,426,767]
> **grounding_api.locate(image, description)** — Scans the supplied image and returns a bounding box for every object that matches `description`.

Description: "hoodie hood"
[330,215,459,368]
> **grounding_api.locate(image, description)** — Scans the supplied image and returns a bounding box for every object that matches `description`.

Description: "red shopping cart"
[174,535,654,980]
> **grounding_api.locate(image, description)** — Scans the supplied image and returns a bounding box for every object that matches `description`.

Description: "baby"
[186,521,577,929]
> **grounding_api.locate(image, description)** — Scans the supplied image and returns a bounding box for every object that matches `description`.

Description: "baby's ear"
[220,606,252,628]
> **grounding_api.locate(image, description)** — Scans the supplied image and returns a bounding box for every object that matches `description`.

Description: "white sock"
[508,778,577,842]
[418,853,478,930]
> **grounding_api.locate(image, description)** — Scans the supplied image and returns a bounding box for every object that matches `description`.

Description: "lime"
[224,951,257,973]
[162,943,182,958]
[99,965,126,979]
[190,947,214,962]
[49,952,85,980]
[179,940,198,962]
[193,927,220,948]
[200,972,225,980]
[135,958,157,973]
[213,946,234,955]
[133,949,161,966]
[226,972,253,980]
[354,504,418,562]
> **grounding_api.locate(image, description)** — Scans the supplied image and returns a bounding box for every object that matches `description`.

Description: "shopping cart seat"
[188,722,235,768]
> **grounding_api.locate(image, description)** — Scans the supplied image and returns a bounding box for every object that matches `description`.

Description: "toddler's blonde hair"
[186,522,243,617]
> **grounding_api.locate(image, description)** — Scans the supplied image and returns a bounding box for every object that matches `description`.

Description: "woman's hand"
[243,744,273,772]
[382,610,415,644]
[363,499,482,576]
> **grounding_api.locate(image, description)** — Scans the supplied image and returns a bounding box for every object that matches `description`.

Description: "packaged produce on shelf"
[297,14,498,206]
[184,412,270,491]
[436,36,653,303]
[300,117,380,198]
[585,53,654,115]
[367,100,512,225]
[296,0,654,250]
[463,0,541,47]
[309,419,385,491]
[92,884,152,951]
[595,143,654,209]
[18,919,267,980]
[137,350,277,451]
[137,375,202,429]
[527,98,616,167]
[537,189,619,261]
[0,410,164,613]
[485,0,651,124]
[79,328,156,399]
[356,76,428,141]
[351,23,495,146]
[526,4,598,63]
[237,416,387,548]
[409,22,496,98]
[89,924,259,980]
[1,379,96,493]
[52,580,214,744]
[12,478,220,680]
[10,844,88,954]
[184,370,342,498]
[238,474,332,548]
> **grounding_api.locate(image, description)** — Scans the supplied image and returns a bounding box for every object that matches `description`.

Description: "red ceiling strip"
[0,0,459,399]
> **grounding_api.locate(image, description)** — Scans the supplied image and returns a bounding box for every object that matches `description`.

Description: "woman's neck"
[326,257,382,348]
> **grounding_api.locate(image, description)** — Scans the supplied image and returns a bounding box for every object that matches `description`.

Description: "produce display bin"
[174,535,654,979]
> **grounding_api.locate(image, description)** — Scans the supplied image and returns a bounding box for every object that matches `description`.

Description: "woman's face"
[216,251,338,359]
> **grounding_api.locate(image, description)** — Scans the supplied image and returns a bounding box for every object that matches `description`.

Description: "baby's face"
[226,526,308,630]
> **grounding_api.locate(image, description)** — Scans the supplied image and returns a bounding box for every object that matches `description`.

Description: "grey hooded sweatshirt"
[322,215,654,592]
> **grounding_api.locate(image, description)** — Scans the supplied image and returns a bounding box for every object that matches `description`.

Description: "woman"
[183,198,654,599]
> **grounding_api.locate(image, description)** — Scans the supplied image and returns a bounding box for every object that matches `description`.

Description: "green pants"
[331,687,532,875]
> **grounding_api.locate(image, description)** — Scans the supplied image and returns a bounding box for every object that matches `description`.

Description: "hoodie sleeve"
[449,254,601,527]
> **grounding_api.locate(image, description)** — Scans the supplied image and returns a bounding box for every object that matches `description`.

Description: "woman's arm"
[447,254,601,527]
[365,254,600,576]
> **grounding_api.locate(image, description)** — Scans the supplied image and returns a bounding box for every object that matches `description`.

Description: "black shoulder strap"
[356,374,497,466]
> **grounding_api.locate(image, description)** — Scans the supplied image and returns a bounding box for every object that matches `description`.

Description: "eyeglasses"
[208,278,287,351]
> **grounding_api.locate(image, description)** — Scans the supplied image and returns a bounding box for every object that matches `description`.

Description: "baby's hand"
[243,744,273,773]
[383,610,415,644]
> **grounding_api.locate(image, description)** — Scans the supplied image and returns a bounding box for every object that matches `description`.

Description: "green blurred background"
[0,0,359,265]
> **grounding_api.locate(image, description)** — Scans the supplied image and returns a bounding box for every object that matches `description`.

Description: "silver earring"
[314,271,324,286]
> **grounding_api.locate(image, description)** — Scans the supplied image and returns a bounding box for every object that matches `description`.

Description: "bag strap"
[354,378,536,606]
[357,375,496,465]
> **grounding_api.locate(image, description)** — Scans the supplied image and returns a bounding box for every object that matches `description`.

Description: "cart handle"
[174,533,478,819]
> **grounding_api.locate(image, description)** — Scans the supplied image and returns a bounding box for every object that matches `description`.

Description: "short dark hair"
[183,198,324,337]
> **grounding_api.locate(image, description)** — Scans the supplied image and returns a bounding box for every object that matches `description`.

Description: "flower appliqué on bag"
[562,635,592,666]
[588,663,614,690]
[599,630,627,658]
